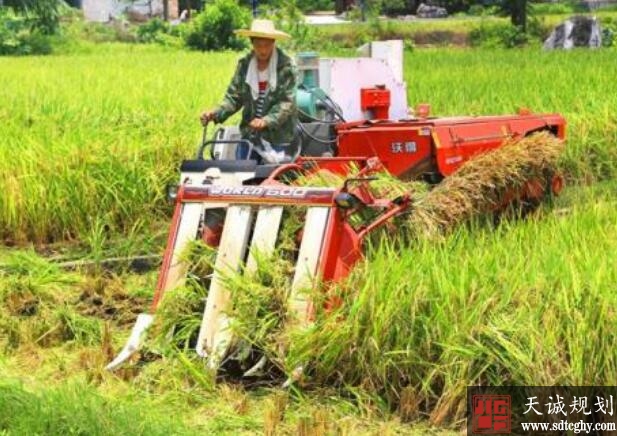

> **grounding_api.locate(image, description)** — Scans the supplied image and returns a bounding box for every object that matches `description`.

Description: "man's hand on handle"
[200,112,267,131]
[249,118,267,131]
[200,110,216,126]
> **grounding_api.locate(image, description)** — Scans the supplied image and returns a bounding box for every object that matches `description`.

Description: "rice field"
[1,46,616,244]
[1,43,617,433]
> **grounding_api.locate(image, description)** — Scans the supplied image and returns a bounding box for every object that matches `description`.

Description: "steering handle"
[196,121,255,160]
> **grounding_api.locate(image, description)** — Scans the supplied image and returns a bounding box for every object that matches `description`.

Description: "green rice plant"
[404,48,617,182]
[0,249,152,351]
[148,240,215,354]
[0,379,196,435]
[0,48,238,244]
[0,250,81,348]
[53,305,101,345]
[224,248,295,375]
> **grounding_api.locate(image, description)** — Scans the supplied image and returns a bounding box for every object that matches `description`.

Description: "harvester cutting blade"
[105,313,154,370]
[282,365,304,389]
[243,355,268,377]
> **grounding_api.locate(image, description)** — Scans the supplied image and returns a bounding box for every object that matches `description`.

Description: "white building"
[79,0,179,22]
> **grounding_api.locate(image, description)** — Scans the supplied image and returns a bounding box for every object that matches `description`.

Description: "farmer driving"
[200,19,298,164]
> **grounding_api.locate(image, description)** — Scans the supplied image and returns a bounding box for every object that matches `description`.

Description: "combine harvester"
[107,41,565,376]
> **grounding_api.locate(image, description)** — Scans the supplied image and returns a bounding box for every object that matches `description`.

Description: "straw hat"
[235,19,291,41]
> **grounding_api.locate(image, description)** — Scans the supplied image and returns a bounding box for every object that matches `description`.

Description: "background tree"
[3,0,61,34]
[184,0,251,50]
[501,0,532,31]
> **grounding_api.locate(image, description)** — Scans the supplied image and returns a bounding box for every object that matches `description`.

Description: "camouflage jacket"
[213,47,298,146]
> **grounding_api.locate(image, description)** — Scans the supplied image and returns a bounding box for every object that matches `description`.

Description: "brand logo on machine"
[208,186,309,198]
[471,395,511,434]
[391,141,417,153]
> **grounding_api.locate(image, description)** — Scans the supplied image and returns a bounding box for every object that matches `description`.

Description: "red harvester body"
[107,109,566,375]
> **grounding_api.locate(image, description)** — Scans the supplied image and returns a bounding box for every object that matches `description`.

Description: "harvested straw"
[407,131,564,239]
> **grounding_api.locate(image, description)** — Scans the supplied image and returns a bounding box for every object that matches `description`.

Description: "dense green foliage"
[23,0,62,34]
[296,0,334,11]
[136,18,172,43]
[183,0,251,51]
[469,21,531,47]
[4,0,63,34]
[499,0,532,29]
[0,8,52,55]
